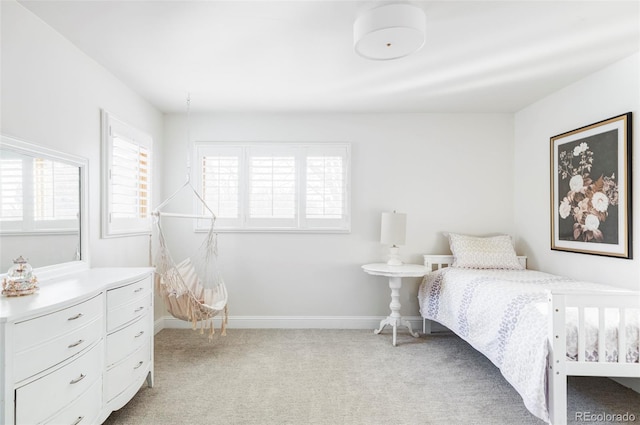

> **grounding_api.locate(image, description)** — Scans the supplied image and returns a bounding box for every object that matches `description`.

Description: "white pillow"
[448,233,523,270]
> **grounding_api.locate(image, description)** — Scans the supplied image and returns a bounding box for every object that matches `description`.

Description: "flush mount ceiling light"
[354,2,426,61]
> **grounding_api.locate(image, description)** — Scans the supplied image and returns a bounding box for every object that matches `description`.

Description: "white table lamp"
[380,211,407,265]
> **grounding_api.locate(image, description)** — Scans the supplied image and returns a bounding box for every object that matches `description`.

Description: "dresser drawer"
[43,376,101,425]
[15,340,103,425]
[14,315,103,383]
[106,314,149,367]
[14,294,103,353]
[106,341,151,402]
[107,293,151,332]
[107,276,151,310]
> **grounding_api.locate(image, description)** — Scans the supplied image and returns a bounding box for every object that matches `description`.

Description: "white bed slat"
[619,308,626,364]
[598,309,606,363]
[423,255,453,272]
[578,307,585,363]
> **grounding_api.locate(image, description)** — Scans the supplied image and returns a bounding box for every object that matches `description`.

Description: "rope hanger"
[153,93,216,220]
[151,92,228,339]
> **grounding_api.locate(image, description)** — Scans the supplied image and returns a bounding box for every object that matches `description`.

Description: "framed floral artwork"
[550,112,632,258]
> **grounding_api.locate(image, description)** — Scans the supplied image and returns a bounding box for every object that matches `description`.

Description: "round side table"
[362,263,428,346]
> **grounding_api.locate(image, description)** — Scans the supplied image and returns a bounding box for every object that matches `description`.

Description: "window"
[201,148,241,222]
[0,155,22,224]
[33,158,79,225]
[195,142,350,232]
[102,111,152,237]
[0,152,79,233]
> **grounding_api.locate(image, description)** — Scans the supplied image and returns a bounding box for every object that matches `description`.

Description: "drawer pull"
[133,361,144,370]
[134,287,145,293]
[134,331,145,338]
[70,373,86,384]
[134,306,145,313]
[67,313,84,321]
[71,416,85,425]
[68,339,85,348]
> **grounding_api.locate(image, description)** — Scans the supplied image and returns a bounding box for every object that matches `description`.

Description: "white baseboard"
[154,318,164,335]
[154,315,432,333]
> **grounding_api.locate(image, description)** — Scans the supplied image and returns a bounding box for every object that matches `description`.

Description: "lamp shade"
[380,212,407,246]
[354,3,426,61]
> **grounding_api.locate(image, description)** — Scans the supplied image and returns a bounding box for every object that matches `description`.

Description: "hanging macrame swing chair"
[153,180,228,339]
[152,95,227,339]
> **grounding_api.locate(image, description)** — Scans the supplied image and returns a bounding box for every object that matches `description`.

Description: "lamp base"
[386,246,403,266]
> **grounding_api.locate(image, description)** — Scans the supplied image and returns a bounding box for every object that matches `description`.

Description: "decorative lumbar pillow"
[448,233,523,270]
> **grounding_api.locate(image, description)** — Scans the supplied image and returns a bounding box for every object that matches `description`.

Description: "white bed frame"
[423,255,640,425]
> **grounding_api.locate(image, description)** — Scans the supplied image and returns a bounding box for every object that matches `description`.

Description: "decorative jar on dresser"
[0,265,154,425]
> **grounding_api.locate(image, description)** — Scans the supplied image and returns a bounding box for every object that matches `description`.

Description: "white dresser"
[0,267,154,425]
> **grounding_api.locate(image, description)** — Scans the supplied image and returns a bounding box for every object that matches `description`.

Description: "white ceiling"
[18,0,640,114]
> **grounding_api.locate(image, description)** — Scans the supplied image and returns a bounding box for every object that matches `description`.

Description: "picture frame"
[550,112,632,258]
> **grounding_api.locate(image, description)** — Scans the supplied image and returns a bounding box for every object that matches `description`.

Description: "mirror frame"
[0,134,90,279]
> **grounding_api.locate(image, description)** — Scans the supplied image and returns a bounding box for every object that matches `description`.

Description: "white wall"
[0,0,516,328]
[1,1,164,274]
[161,112,515,323]
[514,53,640,291]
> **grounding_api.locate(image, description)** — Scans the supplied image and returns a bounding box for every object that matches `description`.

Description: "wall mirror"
[0,135,89,275]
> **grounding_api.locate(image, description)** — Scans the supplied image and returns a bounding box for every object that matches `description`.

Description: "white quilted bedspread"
[417,268,639,423]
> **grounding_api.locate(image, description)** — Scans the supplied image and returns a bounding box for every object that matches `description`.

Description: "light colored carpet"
[103,329,640,425]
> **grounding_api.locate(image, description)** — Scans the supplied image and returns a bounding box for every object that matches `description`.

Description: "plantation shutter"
[305,156,344,219]
[195,142,350,232]
[0,154,80,232]
[103,111,152,236]
[111,137,149,219]
[33,158,79,230]
[302,146,349,229]
[201,150,241,227]
[247,151,296,227]
[0,156,23,223]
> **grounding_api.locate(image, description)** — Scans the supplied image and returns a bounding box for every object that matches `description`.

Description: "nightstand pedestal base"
[374,317,419,347]
[362,264,427,346]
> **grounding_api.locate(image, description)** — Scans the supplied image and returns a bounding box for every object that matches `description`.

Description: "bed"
[418,235,639,425]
